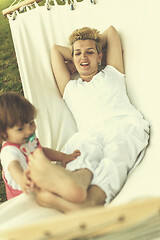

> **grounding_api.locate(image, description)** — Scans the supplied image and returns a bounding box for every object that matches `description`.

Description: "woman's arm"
[51,44,73,96]
[100,26,124,74]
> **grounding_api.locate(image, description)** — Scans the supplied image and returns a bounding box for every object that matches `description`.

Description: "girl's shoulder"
[1,142,20,150]
[1,143,22,161]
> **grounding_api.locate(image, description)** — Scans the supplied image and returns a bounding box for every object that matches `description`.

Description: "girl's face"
[73,39,102,82]
[5,120,36,145]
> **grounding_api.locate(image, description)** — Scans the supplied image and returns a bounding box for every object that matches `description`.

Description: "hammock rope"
[3,0,96,17]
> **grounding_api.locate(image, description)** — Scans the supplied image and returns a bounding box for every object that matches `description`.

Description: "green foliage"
[0,0,23,94]
[0,165,7,203]
[0,0,20,203]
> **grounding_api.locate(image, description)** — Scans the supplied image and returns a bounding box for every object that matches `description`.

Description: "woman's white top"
[63,65,144,131]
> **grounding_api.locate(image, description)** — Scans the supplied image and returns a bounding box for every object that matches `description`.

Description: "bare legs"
[29,148,93,203]
[34,185,106,213]
[29,148,106,212]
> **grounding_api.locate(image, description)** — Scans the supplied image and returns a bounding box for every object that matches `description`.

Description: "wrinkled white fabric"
[63,65,144,131]
[64,117,149,203]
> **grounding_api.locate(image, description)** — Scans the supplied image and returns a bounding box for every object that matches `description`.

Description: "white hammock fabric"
[0,0,160,234]
[8,0,115,151]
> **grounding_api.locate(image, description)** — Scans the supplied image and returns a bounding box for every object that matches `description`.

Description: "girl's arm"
[51,45,73,96]
[43,147,80,167]
[100,26,124,74]
[8,161,32,193]
[43,147,66,162]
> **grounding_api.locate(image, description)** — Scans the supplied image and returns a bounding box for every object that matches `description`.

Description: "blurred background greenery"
[0,0,83,203]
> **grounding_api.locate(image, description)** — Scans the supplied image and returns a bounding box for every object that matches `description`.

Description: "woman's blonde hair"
[69,27,102,56]
[0,92,37,143]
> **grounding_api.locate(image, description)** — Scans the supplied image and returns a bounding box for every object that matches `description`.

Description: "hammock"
[1,0,160,239]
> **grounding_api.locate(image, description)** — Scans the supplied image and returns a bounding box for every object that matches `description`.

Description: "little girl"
[0,92,80,200]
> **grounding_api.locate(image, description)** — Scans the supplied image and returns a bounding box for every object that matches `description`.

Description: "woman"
[29,26,149,212]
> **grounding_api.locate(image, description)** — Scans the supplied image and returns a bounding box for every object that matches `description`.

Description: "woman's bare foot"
[29,148,92,203]
[34,185,106,213]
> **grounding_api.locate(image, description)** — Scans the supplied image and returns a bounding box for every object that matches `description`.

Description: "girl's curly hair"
[0,92,37,144]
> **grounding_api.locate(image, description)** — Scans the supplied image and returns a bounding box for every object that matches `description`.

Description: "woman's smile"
[80,62,90,67]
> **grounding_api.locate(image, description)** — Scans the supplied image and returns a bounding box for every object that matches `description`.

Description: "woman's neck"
[80,70,98,82]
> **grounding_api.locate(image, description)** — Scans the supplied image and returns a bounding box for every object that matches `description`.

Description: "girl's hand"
[62,150,81,167]
[20,169,34,193]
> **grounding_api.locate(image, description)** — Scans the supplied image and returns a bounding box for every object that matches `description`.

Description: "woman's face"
[73,39,102,82]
